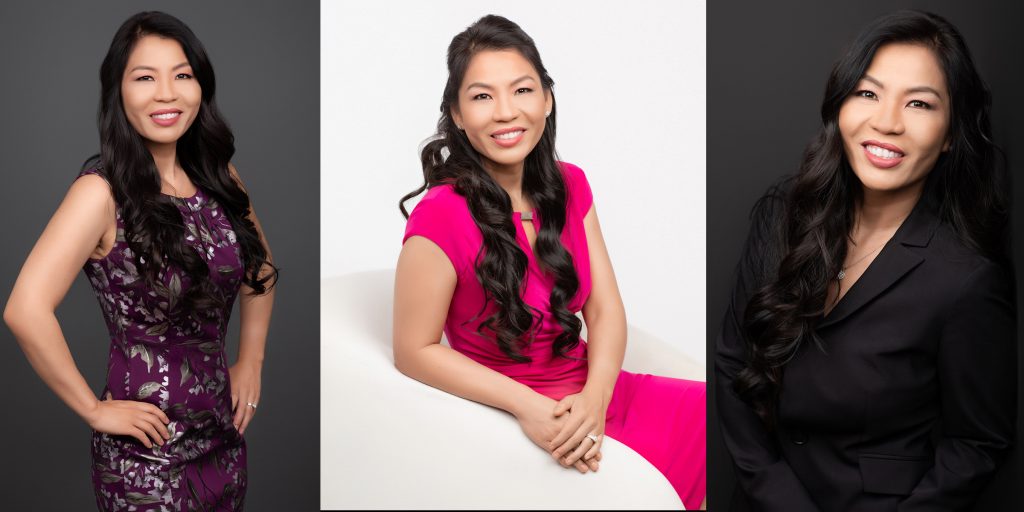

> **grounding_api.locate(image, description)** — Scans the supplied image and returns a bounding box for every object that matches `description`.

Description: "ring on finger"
[586,433,599,443]
[246,402,258,409]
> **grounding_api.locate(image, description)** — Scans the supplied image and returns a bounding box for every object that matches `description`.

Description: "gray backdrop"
[708,1,1024,510]
[0,1,319,509]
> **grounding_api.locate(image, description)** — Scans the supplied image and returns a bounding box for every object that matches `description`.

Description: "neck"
[146,141,180,182]
[855,182,924,234]
[483,159,528,209]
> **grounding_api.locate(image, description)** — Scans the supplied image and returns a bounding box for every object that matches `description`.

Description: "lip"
[490,127,526,148]
[150,108,183,127]
[861,139,905,169]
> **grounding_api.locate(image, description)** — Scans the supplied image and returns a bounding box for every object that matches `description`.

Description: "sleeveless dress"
[403,162,706,509]
[78,169,247,511]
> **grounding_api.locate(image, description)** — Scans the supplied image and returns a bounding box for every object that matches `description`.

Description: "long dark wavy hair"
[84,11,277,314]
[400,15,581,363]
[735,10,1008,427]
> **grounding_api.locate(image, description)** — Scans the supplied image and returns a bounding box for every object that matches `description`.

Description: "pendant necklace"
[837,239,889,280]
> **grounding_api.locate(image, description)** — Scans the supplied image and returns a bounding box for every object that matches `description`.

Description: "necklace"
[163,179,180,198]
[837,239,889,280]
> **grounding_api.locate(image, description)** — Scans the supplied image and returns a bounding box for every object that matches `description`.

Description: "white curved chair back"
[320,270,688,509]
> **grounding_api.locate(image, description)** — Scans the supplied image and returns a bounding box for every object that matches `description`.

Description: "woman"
[715,10,1015,511]
[4,11,277,510]
[394,15,706,509]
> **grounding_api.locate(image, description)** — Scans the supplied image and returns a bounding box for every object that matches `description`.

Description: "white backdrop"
[321,0,706,365]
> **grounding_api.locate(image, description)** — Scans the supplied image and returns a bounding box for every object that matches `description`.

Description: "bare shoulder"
[66,173,115,215]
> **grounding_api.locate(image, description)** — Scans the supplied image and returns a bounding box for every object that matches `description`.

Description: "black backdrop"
[708,1,1024,510]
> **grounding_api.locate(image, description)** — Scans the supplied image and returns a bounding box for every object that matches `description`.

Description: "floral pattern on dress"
[80,170,247,511]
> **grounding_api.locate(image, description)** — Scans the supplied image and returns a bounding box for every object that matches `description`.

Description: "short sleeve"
[559,162,593,219]
[402,185,477,277]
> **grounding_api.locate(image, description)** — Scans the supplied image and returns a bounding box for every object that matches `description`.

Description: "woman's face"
[451,49,552,173]
[838,43,950,196]
[121,35,201,147]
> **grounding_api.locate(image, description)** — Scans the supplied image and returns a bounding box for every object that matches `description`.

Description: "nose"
[869,98,904,135]
[492,93,517,122]
[154,77,177,102]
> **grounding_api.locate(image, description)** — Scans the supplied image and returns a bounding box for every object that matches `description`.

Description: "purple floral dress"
[79,169,246,511]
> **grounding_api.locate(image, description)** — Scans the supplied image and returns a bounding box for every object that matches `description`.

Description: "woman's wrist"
[234,354,264,368]
[510,387,551,419]
[79,397,103,427]
[582,381,614,409]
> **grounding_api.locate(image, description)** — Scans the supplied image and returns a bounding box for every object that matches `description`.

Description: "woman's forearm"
[395,342,544,418]
[4,302,101,422]
[581,310,626,403]
[237,286,274,365]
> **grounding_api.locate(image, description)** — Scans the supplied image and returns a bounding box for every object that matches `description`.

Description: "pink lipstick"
[150,108,183,127]
[861,140,905,169]
[491,127,525,148]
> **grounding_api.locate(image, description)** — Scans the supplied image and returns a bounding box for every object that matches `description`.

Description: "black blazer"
[715,196,1017,512]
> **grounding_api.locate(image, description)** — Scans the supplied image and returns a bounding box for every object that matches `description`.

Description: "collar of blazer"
[818,197,940,328]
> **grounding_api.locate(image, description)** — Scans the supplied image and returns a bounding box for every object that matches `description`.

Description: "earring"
[456,125,463,130]
[545,111,550,117]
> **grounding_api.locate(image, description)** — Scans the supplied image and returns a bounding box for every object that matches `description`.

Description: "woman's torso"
[403,162,594,400]
[81,169,246,464]
[769,204,1013,510]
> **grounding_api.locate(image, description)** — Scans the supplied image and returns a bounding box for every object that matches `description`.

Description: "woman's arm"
[898,261,1016,511]
[549,204,625,467]
[393,236,598,473]
[226,163,276,435]
[3,175,170,448]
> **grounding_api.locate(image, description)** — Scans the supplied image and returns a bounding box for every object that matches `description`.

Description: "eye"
[515,87,533,94]
[472,92,491,100]
[907,99,932,109]
[853,89,877,100]
[175,73,194,80]
[134,75,155,82]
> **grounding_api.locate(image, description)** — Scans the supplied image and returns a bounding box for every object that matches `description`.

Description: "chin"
[142,133,184,145]
[486,151,530,167]
[853,171,923,195]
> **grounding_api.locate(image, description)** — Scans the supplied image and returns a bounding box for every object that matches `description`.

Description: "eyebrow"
[464,75,537,91]
[128,62,192,73]
[862,74,943,97]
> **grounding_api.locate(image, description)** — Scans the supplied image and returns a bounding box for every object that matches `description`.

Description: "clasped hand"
[516,388,607,474]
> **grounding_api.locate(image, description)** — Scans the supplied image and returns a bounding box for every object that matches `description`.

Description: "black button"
[789,429,808,445]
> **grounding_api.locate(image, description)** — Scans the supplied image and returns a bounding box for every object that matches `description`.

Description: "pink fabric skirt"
[605,371,706,510]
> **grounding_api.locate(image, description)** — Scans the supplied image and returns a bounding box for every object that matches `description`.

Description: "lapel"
[818,198,940,329]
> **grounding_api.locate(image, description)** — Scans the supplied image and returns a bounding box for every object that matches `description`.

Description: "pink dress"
[403,162,706,509]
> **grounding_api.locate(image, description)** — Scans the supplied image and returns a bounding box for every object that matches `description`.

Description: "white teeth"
[866,145,903,159]
[152,112,180,120]
[493,130,523,140]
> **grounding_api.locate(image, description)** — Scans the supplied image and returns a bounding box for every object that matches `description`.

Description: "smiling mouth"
[492,129,524,140]
[864,144,904,159]
[151,112,181,120]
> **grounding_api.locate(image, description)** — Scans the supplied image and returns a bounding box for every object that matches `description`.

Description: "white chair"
[320,269,704,509]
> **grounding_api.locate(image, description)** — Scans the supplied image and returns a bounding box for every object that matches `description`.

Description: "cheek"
[909,118,948,156]
[184,83,202,106]
[837,104,859,141]
[460,103,488,129]
[120,85,146,116]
